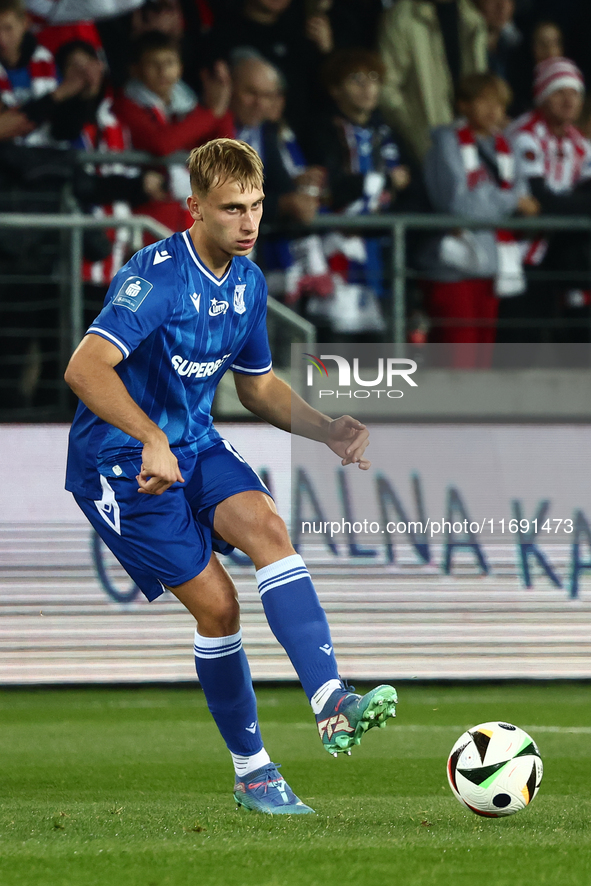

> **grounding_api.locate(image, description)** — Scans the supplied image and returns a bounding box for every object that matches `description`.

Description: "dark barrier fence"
[1,148,590,419]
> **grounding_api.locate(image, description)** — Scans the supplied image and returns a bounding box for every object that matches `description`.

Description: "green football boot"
[315,684,398,755]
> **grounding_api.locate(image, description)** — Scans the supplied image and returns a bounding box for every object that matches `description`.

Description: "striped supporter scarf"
[0,43,57,106]
[80,96,134,287]
[456,123,525,296]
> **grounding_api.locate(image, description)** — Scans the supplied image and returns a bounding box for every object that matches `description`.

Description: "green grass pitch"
[1,683,591,886]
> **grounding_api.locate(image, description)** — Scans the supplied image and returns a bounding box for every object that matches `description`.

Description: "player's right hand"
[136,437,184,495]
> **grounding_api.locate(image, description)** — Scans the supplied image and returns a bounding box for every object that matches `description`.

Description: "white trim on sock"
[194,629,242,660]
[231,747,271,778]
[310,679,343,715]
[255,554,310,597]
[255,554,307,585]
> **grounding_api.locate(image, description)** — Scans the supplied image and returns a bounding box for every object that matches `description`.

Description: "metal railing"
[0,210,316,420]
[2,212,590,343]
[72,148,591,335]
[2,175,591,418]
[4,210,589,345]
[0,212,169,353]
[73,148,591,340]
[264,213,591,343]
[0,212,315,355]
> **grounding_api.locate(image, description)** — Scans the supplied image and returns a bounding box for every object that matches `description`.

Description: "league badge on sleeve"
[113,277,153,312]
[233,284,247,315]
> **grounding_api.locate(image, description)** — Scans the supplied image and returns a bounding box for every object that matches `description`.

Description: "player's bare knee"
[214,584,240,624]
[199,595,240,636]
[258,511,290,549]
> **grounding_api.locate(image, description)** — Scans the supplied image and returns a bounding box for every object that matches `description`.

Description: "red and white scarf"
[509,110,591,265]
[0,43,57,106]
[81,96,134,286]
[456,124,525,296]
[80,94,127,155]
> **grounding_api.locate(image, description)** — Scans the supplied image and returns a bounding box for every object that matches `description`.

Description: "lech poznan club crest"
[233,284,246,314]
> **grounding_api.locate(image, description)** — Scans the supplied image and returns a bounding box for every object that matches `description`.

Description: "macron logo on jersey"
[153,249,171,265]
[190,292,201,313]
[171,353,232,379]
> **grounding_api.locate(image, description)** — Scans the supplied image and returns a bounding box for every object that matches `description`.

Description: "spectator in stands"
[114,31,233,157]
[419,72,539,366]
[532,20,564,64]
[0,0,86,143]
[378,0,488,161]
[208,0,327,140]
[25,0,145,61]
[231,49,326,331]
[97,0,216,91]
[113,30,233,231]
[0,1,84,409]
[261,70,331,313]
[313,49,416,214]
[473,0,538,118]
[54,40,167,288]
[27,0,104,59]
[506,56,591,342]
[129,0,203,96]
[230,50,318,223]
[474,0,522,85]
[266,87,309,180]
[508,19,564,116]
[511,1,577,41]
[52,39,116,148]
[131,0,184,42]
[305,48,424,337]
[266,84,327,214]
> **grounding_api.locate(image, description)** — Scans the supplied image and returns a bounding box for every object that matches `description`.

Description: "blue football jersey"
[66,230,272,496]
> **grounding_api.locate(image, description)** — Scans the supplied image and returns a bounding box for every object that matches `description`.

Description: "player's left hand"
[325,416,370,470]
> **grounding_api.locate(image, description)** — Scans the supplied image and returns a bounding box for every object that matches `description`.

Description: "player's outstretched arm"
[234,370,370,469]
[64,334,184,495]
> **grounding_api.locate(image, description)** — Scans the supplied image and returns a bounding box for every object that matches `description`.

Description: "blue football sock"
[193,629,263,756]
[256,554,340,699]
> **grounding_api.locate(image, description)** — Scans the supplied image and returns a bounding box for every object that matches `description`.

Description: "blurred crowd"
[3,0,591,405]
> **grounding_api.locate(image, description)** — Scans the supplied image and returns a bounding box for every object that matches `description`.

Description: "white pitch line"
[382,724,591,734]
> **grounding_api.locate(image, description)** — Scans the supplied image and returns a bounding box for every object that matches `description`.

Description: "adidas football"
[447,721,543,817]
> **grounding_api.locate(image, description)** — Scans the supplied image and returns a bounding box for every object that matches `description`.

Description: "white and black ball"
[447,721,543,817]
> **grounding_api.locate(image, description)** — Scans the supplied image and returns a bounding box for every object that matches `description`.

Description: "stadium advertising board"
[1,401,591,682]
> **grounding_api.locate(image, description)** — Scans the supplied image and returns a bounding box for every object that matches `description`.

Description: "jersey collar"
[182,230,233,287]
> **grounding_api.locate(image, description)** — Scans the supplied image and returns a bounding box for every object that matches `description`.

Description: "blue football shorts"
[74,437,271,602]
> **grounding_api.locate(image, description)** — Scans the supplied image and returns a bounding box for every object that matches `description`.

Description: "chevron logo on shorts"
[317,713,354,741]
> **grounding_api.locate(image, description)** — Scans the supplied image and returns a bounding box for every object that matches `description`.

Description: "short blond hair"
[188,138,264,196]
[456,72,513,110]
